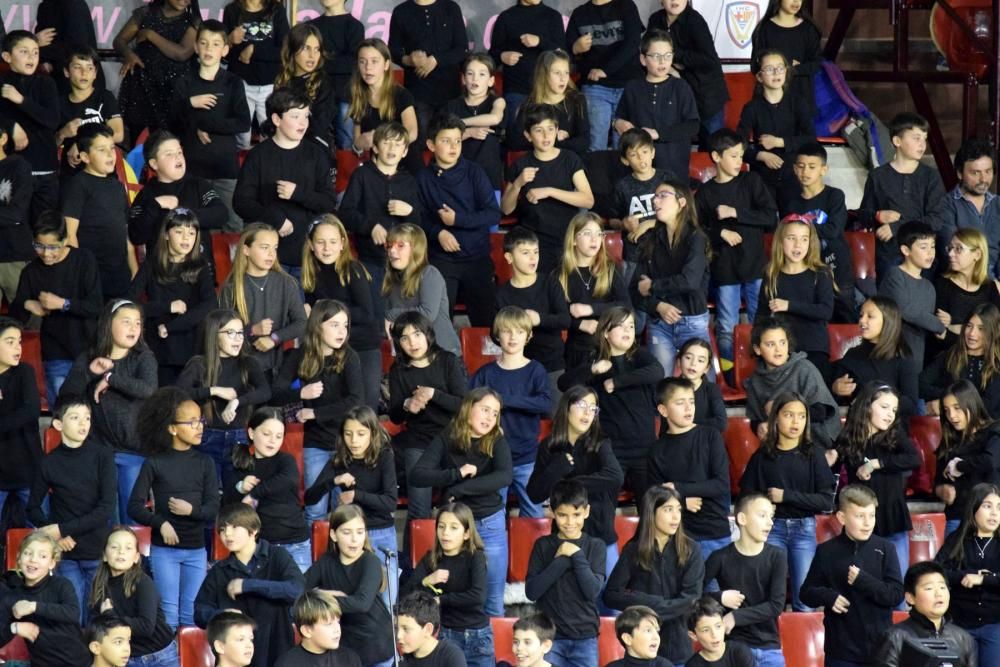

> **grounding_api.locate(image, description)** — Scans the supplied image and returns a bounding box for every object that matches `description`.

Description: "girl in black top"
[225,407,311,573]
[921,304,1000,418]
[757,214,835,381]
[88,527,176,664]
[676,338,727,432]
[128,387,219,628]
[310,0,365,149]
[128,208,217,385]
[0,318,42,507]
[604,486,704,664]
[936,380,1000,534]
[527,385,625,562]
[935,482,1000,664]
[750,0,822,119]
[300,215,380,411]
[274,23,337,150]
[305,406,398,610]
[741,391,835,611]
[0,531,90,666]
[176,308,271,482]
[444,53,507,191]
[510,49,590,157]
[304,505,394,667]
[559,306,662,501]
[401,502,493,667]
[272,299,363,524]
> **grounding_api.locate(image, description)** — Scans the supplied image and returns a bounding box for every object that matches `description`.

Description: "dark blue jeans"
[439,625,494,667]
[58,558,100,624]
[967,622,1000,666]
[767,517,817,611]
[200,428,248,485]
[115,452,146,524]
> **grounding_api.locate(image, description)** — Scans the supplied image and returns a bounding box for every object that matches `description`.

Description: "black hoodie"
[338,160,421,265]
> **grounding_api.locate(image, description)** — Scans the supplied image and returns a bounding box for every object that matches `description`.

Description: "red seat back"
[689,151,717,183]
[598,616,625,666]
[828,324,862,362]
[178,626,213,667]
[21,330,47,413]
[335,150,364,194]
[491,232,512,285]
[44,426,60,454]
[908,416,941,497]
[815,514,842,543]
[460,327,500,376]
[507,517,552,582]
[283,423,305,502]
[5,528,31,570]
[212,528,229,561]
[0,637,30,661]
[778,611,825,667]
[312,520,330,562]
[725,416,760,496]
[409,518,436,569]
[731,323,756,392]
[211,232,241,289]
[614,515,639,552]
[909,513,946,564]
[846,231,876,282]
[133,525,152,558]
[604,231,624,267]
[723,72,756,132]
[491,616,517,664]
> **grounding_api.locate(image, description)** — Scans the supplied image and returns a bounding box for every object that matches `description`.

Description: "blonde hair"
[293,589,342,626]
[445,387,504,458]
[301,215,369,293]
[223,223,285,324]
[764,217,834,301]
[382,223,428,299]
[528,49,578,105]
[17,531,61,575]
[558,212,614,300]
[349,39,397,124]
[491,306,533,341]
[945,227,990,286]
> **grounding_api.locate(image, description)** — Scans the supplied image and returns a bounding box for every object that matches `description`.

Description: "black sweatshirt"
[527,437,624,545]
[443,95,504,189]
[508,94,591,158]
[0,573,90,667]
[559,348,664,462]
[488,2,566,96]
[127,260,218,368]
[176,354,271,430]
[222,3,290,86]
[0,153,33,261]
[224,452,309,545]
[631,223,710,317]
[127,177,229,259]
[0,70,60,172]
[27,441,116,560]
[277,645,363,667]
[565,0,643,89]
[311,13,365,101]
[684,642,754,667]
[647,7,729,118]
[920,353,1000,418]
[800,531,904,663]
[738,94,815,197]
[388,0,469,106]
[739,445,835,519]
[88,572,174,657]
[934,426,1000,521]
[387,352,467,450]
[417,157,500,261]
[558,267,630,368]
[751,20,822,114]
[304,551,395,664]
[507,149,587,260]
[694,380,727,433]
[0,363,42,489]
[272,348,363,450]
[704,544,787,649]
[171,68,251,179]
[304,448,397,529]
[526,532,605,639]
[61,170,131,299]
[233,138,338,267]
[339,161,421,265]
[647,426,731,541]
[837,429,921,536]
[402,550,488,630]
[195,540,304,667]
[694,171,777,286]
[401,640,467,667]
[127,447,220,549]
[608,656,674,667]
[410,434,513,519]
[495,273,571,372]
[832,341,918,414]
[614,76,699,176]
[782,186,854,294]
[604,539,705,664]
[304,262,380,352]
[936,528,1000,629]
[756,269,834,356]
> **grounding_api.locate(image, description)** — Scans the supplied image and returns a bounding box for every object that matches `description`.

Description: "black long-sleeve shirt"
[488,2,566,96]
[171,68,251,179]
[757,269,834,356]
[739,445,835,519]
[402,550,488,631]
[88,572,174,658]
[936,529,1000,629]
[836,430,921,535]
[604,539,705,664]
[304,448,397,530]
[223,452,309,545]
[527,437,624,545]
[176,354,271,430]
[631,223,710,317]
[920,352,1000,418]
[127,447,219,549]
[272,348,363,450]
[559,266,630,367]
[27,441,116,560]
[738,94,815,197]
[751,20,822,114]
[934,426,1000,521]
[410,434,513,519]
[387,352,467,450]
[0,573,90,667]
[833,342,918,415]
[304,262,380,352]
[565,0,643,89]
[61,170,131,299]
[694,380,728,433]
[339,161,421,265]
[800,531,904,663]
[0,70,60,172]
[647,7,729,118]
[704,544,786,649]
[647,426,731,541]
[0,153,33,262]
[311,13,365,101]
[304,551,395,664]
[277,645,363,667]
[0,363,42,490]
[222,3,289,86]
[507,94,591,158]
[388,0,469,106]
[127,177,229,256]
[615,76,699,177]
[495,273,571,372]
[525,532,605,639]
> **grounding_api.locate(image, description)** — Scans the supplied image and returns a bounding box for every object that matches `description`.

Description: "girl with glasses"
[750,0,823,120]
[930,227,1000,358]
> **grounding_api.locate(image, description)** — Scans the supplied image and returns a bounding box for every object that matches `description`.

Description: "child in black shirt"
[310,0,364,149]
[396,590,468,667]
[444,53,506,191]
[685,597,754,667]
[273,24,337,150]
[0,317,42,509]
[675,339,727,433]
[606,605,674,667]
[275,589,362,667]
[0,117,33,304]
[56,46,124,176]
[86,612,136,667]
[750,0,822,118]
[507,49,590,158]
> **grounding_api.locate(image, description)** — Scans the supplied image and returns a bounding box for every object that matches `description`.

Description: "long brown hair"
[595,307,638,362]
[275,23,326,100]
[426,502,484,570]
[946,483,1000,564]
[759,392,814,458]
[194,309,251,422]
[938,380,996,462]
[445,387,504,459]
[332,406,390,469]
[348,38,396,124]
[640,178,709,263]
[89,527,144,608]
[298,299,351,380]
[945,304,1000,388]
[557,212,614,300]
[837,382,902,466]
[382,223,428,299]
[634,486,694,569]
[546,385,604,455]
[863,296,910,361]
[301,214,369,293]
[153,208,206,284]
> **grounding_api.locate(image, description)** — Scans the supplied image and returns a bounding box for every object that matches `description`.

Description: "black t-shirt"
[59,88,120,135]
[60,170,130,298]
[506,149,586,260]
[359,86,416,134]
[612,168,674,261]
[684,641,754,667]
[400,639,468,667]
[275,645,363,666]
[444,94,503,189]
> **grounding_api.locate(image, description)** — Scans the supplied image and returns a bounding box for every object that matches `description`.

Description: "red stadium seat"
[460,327,500,376]
[491,231,512,285]
[725,417,760,496]
[312,520,330,562]
[708,330,746,403]
[0,637,30,661]
[779,612,825,667]
[731,324,756,394]
[599,616,625,666]
[335,149,364,194]
[283,423,306,502]
[381,337,396,375]
[409,518,436,569]
[828,324,862,362]
[892,610,909,623]
[133,526,152,558]
[604,231,624,267]
[21,330,47,413]
[178,626,213,667]
[909,513,946,564]
[493,72,504,97]
[508,517,551,582]
[211,232,241,289]
[491,616,517,664]
[690,151,717,183]
[505,150,527,168]
[815,514,842,543]
[723,72,756,132]
[908,416,941,497]
[392,68,404,86]
[44,426,60,454]
[212,528,229,561]
[615,515,639,551]
[846,231,876,283]
[538,419,552,442]
[5,528,31,570]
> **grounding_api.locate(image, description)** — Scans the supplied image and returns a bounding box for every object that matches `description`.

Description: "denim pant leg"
[476,509,508,617]
[115,452,146,524]
[767,517,816,611]
[277,539,313,573]
[699,535,734,592]
[128,640,179,667]
[647,318,679,376]
[698,108,727,151]
[58,559,99,624]
[439,626,495,667]
[201,428,246,485]
[401,447,433,573]
[968,623,1000,666]
[302,447,333,524]
[367,525,400,612]
[547,637,598,667]
[209,178,242,232]
[357,348,383,412]
[750,647,787,667]
[509,462,545,518]
[888,530,910,609]
[150,545,182,629]
[946,518,962,537]
[178,547,207,627]
[0,488,31,527]
[43,359,73,410]
[743,279,763,323]
[714,284,742,366]
[581,84,623,152]
[334,100,354,149]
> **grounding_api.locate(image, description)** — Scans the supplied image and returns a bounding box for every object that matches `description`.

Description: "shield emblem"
[726,2,760,49]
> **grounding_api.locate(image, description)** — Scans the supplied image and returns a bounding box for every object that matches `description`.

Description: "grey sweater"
[384,265,462,357]
[221,272,307,376]
[877,265,944,370]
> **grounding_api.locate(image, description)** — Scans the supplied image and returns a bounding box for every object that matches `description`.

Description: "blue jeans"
[0,487,31,521]
[699,535,733,592]
[128,640,179,666]
[715,280,762,367]
[277,539,312,574]
[116,451,146,525]
[476,509,508,617]
[887,530,910,609]
[150,545,207,629]
[439,625,495,667]
[500,462,545,518]
[58,558,99,624]
[581,84,624,152]
[767,517,816,611]
[303,447,333,523]
[599,542,620,617]
[368,524,400,612]
[547,636,598,667]
[43,358,73,410]
[358,348,383,412]
[698,108,726,151]
[967,622,1000,666]
[750,647,786,667]
[200,428,248,485]
[504,91,527,140]
[334,101,354,150]
[648,312,712,376]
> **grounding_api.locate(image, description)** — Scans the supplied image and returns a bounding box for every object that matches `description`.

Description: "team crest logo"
[726,2,760,49]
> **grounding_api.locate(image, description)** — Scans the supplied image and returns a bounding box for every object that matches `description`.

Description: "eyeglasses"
[219,329,245,340]
[572,400,600,415]
[576,229,605,239]
[385,241,411,251]
[644,52,674,62]
[653,191,678,201]
[32,242,64,253]
[948,244,972,255]
[760,66,787,75]
[174,418,207,428]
